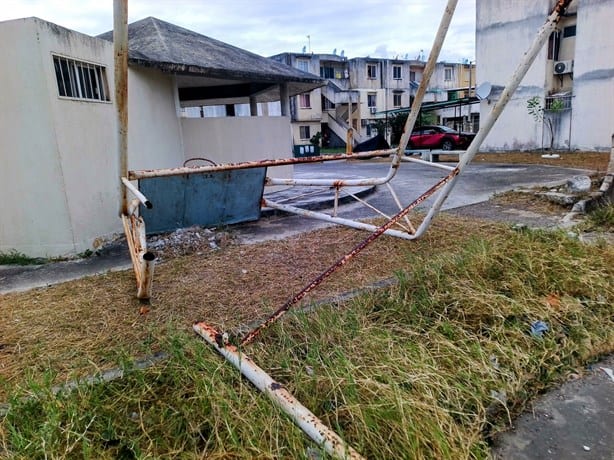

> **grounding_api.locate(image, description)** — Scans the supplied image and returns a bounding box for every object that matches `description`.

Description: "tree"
[527,96,565,151]
[309,131,322,147]
[386,111,437,146]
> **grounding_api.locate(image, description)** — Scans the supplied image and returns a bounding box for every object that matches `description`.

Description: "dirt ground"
[443,150,611,173]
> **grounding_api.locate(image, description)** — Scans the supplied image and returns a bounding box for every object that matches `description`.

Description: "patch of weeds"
[77,249,94,259]
[0,250,47,266]
[586,204,614,232]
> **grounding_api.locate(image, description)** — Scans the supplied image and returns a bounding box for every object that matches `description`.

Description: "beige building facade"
[271,52,478,147]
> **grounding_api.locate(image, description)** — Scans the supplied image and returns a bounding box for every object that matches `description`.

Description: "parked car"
[407,125,475,151]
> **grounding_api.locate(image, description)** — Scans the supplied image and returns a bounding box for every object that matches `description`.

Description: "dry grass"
[1,149,612,458]
[1,221,612,459]
[0,215,498,399]
[440,151,610,173]
[489,190,571,215]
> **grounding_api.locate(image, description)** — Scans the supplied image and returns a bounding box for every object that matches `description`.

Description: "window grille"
[53,55,110,102]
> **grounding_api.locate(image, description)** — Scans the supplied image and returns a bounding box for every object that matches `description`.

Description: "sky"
[1,1,476,62]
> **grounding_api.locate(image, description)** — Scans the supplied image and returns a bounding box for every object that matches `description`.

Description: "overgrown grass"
[0,250,46,266]
[586,203,614,232]
[1,228,612,458]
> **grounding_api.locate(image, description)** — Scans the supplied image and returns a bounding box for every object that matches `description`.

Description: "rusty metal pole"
[114,0,129,215]
[394,0,458,162]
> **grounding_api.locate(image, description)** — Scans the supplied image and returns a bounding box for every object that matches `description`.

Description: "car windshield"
[438,126,457,133]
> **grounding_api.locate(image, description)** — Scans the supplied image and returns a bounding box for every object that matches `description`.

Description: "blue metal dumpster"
[139,167,267,234]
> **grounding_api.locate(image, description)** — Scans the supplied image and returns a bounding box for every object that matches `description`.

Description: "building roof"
[99,17,323,102]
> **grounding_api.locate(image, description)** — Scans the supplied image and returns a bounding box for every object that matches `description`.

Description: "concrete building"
[271,52,478,147]
[476,0,614,151]
[0,17,322,258]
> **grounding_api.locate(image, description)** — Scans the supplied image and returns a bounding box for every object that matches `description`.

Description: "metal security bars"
[53,55,110,102]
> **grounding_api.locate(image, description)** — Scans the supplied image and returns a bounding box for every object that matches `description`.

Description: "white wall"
[570,0,614,150]
[181,116,293,179]
[0,18,295,257]
[477,0,614,151]
[476,1,550,151]
[128,68,185,170]
[0,18,118,257]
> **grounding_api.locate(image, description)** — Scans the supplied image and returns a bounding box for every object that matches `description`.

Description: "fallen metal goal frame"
[115,0,573,457]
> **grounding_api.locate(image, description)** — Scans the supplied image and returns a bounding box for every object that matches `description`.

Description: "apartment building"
[476,0,613,151]
[271,52,477,147]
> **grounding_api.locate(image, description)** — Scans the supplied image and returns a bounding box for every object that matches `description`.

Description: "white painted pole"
[193,322,365,460]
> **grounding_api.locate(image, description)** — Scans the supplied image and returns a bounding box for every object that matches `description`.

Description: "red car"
[408,125,475,151]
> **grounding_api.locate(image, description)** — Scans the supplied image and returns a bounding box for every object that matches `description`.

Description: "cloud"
[1,0,476,62]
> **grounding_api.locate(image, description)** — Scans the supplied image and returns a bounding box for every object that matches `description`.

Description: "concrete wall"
[128,68,184,170]
[570,0,614,150]
[476,1,550,151]
[2,17,277,258]
[477,0,613,151]
[181,116,293,179]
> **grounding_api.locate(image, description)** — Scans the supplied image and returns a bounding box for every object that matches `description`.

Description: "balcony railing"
[545,94,572,111]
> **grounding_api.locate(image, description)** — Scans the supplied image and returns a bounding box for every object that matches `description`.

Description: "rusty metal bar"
[128,149,395,181]
[413,0,573,239]
[236,0,460,346]
[267,0,458,190]
[193,322,365,460]
[114,0,129,215]
[121,213,156,300]
[384,182,416,234]
[121,177,152,209]
[137,250,155,300]
[121,214,141,283]
[241,170,456,346]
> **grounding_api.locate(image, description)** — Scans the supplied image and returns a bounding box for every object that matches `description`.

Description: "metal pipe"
[121,214,141,283]
[385,182,416,233]
[121,177,152,209]
[127,198,141,216]
[401,156,456,171]
[193,322,365,460]
[392,0,459,164]
[114,0,129,215]
[413,0,573,239]
[137,251,155,300]
[271,0,459,190]
[129,150,396,181]
[263,198,415,240]
[238,0,460,346]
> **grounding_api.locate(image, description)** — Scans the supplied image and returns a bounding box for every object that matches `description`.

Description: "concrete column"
[280,83,290,117]
[249,96,258,116]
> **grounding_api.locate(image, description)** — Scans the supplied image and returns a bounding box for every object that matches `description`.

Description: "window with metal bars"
[53,55,110,102]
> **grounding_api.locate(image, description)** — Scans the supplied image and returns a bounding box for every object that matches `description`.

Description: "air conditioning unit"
[369,106,377,114]
[554,60,574,75]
